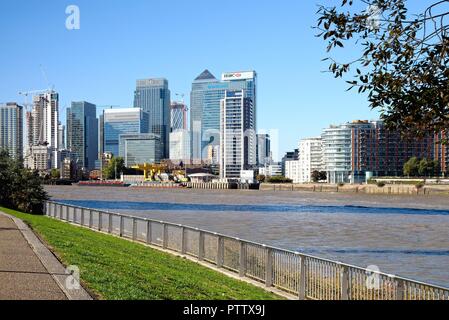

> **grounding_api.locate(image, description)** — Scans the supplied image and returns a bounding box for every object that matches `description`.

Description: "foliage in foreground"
[0,150,48,214]
[317,0,449,136]
[0,207,281,300]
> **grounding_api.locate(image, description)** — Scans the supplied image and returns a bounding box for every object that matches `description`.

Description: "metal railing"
[45,201,449,300]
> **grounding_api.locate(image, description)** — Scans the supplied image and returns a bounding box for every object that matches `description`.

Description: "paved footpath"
[0,212,92,300]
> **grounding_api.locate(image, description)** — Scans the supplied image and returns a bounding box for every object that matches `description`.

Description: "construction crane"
[18,89,53,112]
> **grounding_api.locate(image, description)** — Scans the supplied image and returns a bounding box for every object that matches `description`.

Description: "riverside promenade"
[0,212,91,300]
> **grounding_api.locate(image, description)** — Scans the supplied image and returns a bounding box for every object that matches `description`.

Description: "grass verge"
[0,207,282,300]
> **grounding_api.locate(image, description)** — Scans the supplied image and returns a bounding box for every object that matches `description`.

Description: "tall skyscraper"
[219,90,256,180]
[102,108,149,157]
[297,137,323,183]
[66,101,98,170]
[0,103,23,159]
[26,91,59,169]
[134,78,170,159]
[191,70,256,164]
[170,102,187,131]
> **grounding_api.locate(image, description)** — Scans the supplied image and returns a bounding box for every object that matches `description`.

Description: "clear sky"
[0,0,431,158]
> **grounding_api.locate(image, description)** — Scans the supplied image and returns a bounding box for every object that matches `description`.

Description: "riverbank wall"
[260,183,449,195]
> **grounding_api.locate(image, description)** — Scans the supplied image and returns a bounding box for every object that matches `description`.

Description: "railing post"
[73,207,78,223]
[66,206,69,221]
[89,209,93,228]
[108,213,113,233]
[198,231,205,261]
[59,204,63,219]
[239,240,246,277]
[340,264,350,300]
[146,220,152,244]
[216,236,224,268]
[119,216,124,237]
[132,218,137,241]
[396,279,405,300]
[299,254,307,300]
[81,208,85,226]
[98,212,103,231]
[181,227,187,254]
[265,247,273,287]
[163,223,168,249]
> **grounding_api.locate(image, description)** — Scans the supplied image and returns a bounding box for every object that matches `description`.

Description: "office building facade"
[191,70,257,164]
[67,101,98,170]
[134,78,170,158]
[169,129,191,164]
[170,102,187,131]
[256,133,271,166]
[219,90,256,180]
[322,120,436,183]
[0,103,23,159]
[119,133,162,167]
[102,108,149,157]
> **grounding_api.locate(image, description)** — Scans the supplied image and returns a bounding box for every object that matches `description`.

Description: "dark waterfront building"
[66,101,98,170]
[134,78,171,159]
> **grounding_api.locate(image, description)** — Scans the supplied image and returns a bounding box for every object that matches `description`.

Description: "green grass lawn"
[1,207,282,300]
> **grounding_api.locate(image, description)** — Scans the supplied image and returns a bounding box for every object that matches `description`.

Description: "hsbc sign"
[222,71,255,81]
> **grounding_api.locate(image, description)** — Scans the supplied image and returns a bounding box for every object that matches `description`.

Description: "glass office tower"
[0,103,23,159]
[190,70,256,164]
[67,101,98,170]
[103,108,149,157]
[119,133,162,167]
[134,78,170,159]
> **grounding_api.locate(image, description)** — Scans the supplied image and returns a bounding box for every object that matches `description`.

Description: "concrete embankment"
[260,183,449,195]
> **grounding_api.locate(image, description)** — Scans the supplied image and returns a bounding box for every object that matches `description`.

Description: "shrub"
[0,150,48,214]
[376,181,386,188]
[267,176,293,184]
[337,182,345,187]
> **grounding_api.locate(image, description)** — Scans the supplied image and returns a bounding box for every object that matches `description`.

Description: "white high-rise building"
[219,90,256,181]
[285,160,301,183]
[26,91,59,169]
[169,129,191,164]
[298,137,324,183]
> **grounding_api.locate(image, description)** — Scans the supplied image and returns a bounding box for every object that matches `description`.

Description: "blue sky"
[0,0,431,158]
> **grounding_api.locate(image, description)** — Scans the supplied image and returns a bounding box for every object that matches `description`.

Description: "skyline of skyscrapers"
[190,70,257,164]
[4,69,446,185]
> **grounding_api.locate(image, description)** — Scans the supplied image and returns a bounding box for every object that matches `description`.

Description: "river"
[45,186,449,288]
